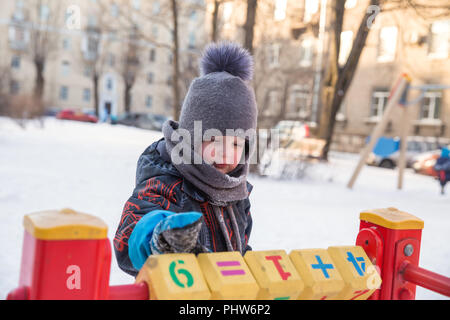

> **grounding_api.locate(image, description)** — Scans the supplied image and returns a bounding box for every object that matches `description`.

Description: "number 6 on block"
[135,253,211,300]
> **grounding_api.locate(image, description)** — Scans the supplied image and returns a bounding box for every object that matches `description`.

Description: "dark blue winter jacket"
[434,157,450,183]
[114,138,253,277]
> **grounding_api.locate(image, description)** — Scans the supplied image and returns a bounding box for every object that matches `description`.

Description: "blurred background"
[1,0,449,157]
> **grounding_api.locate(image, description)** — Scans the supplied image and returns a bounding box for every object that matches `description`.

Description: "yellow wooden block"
[244,250,304,300]
[289,249,345,300]
[135,253,211,300]
[197,252,259,300]
[327,246,382,300]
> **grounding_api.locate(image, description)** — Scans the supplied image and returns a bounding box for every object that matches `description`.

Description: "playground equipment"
[6,207,450,300]
[348,74,450,190]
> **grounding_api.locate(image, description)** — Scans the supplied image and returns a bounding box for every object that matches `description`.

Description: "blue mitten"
[150,212,203,255]
[128,210,203,271]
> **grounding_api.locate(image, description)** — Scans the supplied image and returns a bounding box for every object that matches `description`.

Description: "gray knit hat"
[179,42,258,138]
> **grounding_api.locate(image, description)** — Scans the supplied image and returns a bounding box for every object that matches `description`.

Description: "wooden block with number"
[327,246,382,300]
[289,249,345,300]
[197,252,259,300]
[135,253,211,300]
[244,250,304,300]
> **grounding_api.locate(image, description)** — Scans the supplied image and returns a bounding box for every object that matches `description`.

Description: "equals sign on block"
[216,261,246,276]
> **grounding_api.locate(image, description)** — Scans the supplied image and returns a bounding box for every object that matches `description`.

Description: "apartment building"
[215,0,449,151]
[1,0,207,121]
[334,0,450,151]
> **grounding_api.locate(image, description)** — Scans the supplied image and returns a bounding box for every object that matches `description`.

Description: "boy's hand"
[150,212,203,255]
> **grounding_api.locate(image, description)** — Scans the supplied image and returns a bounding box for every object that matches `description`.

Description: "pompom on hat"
[177,41,258,138]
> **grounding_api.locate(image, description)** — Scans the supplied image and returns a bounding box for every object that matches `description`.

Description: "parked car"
[366,136,445,169]
[412,147,450,177]
[56,109,98,123]
[115,112,169,131]
[43,107,60,117]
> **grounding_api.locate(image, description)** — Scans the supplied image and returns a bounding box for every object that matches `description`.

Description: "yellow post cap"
[360,208,424,230]
[23,208,108,240]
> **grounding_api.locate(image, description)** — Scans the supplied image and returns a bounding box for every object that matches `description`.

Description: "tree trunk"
[319,0,380,160]
[211,0,220,42]
[244,0,257,54]
[124,82,132,114]
[171,0,181,121]
[33,60,45,118]
[93,73,100,117]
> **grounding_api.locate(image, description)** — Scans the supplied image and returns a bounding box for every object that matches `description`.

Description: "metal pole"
[402,263,450,297]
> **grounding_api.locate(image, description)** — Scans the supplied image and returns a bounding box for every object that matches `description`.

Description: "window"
[146,95,153,108]
[274,0,287,21]
[110,3,119,17]
[370,90,390,119]
[190,10,197,21]
[165,97,173,110]
[152,26,158,40]
[11,55,21,69]
[106,78,113,91]
[188,32,196,49]
[304,0,319,23]
[83,88,91,102]
[62,37,71,50]
[288,88,310,118]
[40,5,50,21]
[222,2,233,22]
[420,91,442,121]
[263,90,280,116]
[345,0,357,9]
[339,31,353,66]
[149,48,156,62]
[268,43,280,68]
[87,14,97,27]
[428,20,450,59]
[8,25,29,50]
[153,1,160,15]
[167,75,173,87]
[299,38,314,67]
[10,80,20,95]
[84,66,92,77]
[107,53,115,67]
[377,26,398,63]
[147,72,154,84]
[168,53,173,64]
[60,86,69,100]
[132,0,140,10]
[61,61,70,76]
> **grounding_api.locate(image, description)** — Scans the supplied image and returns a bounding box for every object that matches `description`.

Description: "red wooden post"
[7,208,111,300]
[356,208,424,300]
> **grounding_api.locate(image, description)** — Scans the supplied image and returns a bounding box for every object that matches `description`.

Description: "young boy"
[114,42,258,277]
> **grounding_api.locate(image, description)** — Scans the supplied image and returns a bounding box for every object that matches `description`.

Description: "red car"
[412,150,441,177]
[56,109,98,123]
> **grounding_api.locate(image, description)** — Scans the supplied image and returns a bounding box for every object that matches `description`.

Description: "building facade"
[1,0,207,121]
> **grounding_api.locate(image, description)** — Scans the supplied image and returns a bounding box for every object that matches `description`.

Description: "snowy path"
[0,117,448,299]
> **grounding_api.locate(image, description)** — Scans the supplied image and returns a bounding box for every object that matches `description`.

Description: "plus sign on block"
[327,246,382,300]
[289,249,345,300]
[244,250,304,300]
[135,253,210,300]
[197,252,259,300]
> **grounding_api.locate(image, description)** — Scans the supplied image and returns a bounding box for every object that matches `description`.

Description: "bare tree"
[27,0,62,115]
[318,0,450,160]
[244,0,258,53]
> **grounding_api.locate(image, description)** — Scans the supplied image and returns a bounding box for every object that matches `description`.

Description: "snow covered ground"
[0,117,448,300]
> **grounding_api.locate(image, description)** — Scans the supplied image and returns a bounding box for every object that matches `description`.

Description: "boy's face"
[201,136,246,174]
